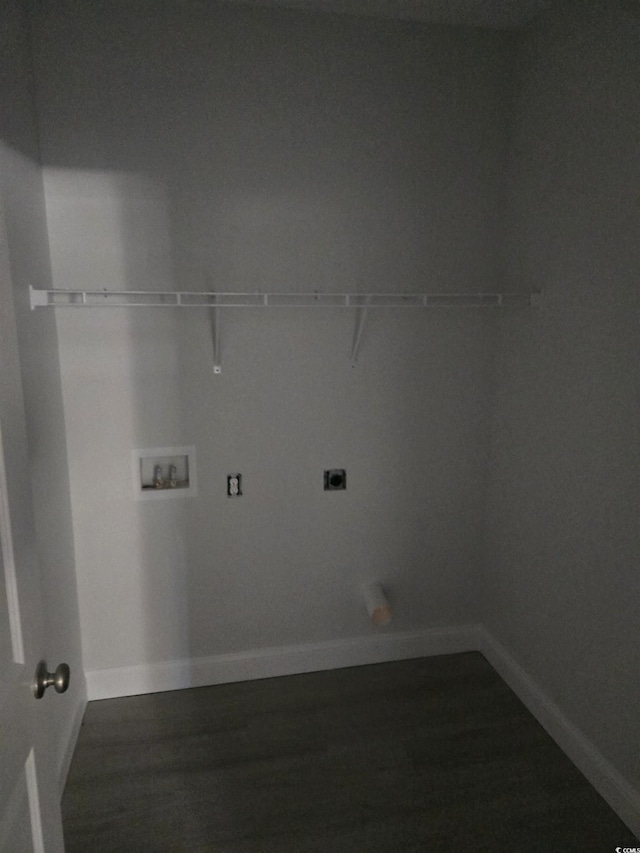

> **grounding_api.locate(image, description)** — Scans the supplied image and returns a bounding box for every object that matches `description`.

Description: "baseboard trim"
[86,624,481,702]
[478,627,640,840]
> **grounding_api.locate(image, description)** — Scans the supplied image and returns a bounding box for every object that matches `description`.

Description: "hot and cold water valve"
[133,446,197,500]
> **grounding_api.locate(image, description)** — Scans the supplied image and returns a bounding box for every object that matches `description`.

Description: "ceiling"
[225,0,553,29]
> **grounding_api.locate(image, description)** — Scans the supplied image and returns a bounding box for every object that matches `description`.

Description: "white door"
[0,197,66,850]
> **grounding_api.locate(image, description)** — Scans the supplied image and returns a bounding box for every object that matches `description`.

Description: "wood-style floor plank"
[62,652,638,852]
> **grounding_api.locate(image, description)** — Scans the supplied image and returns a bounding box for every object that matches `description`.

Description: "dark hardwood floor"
[62,652,638,852]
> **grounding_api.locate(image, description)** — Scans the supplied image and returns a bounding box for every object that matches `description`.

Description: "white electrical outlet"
[227,474,242,497]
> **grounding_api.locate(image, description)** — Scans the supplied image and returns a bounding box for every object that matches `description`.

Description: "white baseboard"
[86,624,481,701]
[478,627,640,840]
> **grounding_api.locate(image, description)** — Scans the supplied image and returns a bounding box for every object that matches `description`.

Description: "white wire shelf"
[30,287,540,373]
[29,287,539,310]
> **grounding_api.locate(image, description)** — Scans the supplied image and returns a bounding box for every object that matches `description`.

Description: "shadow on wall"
[44,168,192,675]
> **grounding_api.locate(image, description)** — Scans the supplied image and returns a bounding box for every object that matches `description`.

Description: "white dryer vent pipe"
[362,582,392,627]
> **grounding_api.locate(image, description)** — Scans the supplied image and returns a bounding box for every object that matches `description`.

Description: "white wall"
[0,0,85,790]
[486,0,640,793]
[17,0,640,833]
[31,1,511,674]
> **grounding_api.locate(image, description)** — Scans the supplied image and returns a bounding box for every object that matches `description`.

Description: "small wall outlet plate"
[227,474,242,497]
[324,469,346,490]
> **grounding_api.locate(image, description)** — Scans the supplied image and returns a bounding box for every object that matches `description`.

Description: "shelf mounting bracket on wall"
[209,305,221,374]
[350,296,369,366]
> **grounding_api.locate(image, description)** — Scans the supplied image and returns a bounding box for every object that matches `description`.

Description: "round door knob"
[33,661,70,699]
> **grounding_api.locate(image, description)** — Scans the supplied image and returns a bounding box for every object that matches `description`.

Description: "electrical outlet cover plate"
[227,474,242,497]
[324,469,346,490]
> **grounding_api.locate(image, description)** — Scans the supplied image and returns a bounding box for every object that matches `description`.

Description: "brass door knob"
[33,661,70,699]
